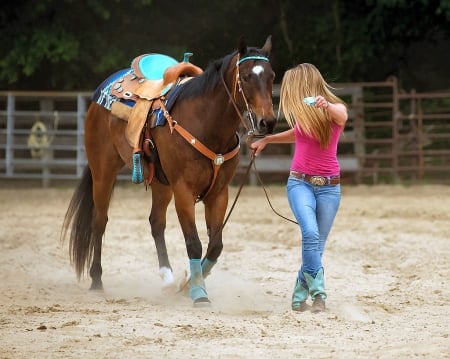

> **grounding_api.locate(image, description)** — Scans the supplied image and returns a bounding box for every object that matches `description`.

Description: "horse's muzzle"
[256,118,276,135]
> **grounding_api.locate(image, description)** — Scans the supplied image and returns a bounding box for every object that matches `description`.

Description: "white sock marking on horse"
[252,65,264,76]
[159,266,174,287]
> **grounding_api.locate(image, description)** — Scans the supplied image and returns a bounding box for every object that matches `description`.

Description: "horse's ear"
[238,36,247,56]
[261,35,272,56]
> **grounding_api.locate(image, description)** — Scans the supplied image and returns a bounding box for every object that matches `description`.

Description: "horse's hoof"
[159,266,174,286]
[89,281,103,291]
[193,297,211,308]
[161,282,178,296]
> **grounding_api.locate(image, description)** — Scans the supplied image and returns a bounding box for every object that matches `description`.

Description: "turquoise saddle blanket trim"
[92,68,132,110]
[92,53,179,110]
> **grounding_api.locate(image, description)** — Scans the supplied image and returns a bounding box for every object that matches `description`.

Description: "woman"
[251,63,348,312]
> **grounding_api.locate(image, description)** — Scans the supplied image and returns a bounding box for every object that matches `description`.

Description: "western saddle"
[109,53,203,184]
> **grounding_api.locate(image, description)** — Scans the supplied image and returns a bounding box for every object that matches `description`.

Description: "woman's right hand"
[250,137,269,157]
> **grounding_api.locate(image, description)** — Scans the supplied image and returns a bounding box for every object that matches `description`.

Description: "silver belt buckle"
[310,176,326,186]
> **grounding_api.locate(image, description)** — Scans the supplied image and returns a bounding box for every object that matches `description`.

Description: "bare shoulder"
[330,103,348,126]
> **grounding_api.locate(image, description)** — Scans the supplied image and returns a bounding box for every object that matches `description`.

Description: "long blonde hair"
[278,63,345,148]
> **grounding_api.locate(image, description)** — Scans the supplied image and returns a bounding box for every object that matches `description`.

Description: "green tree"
[1,0,450,91]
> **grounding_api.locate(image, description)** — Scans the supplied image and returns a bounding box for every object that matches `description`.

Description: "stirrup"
[132,152,143,184]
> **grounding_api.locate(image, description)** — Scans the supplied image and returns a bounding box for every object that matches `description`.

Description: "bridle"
[220,52,287,228]
[220,53,270,139]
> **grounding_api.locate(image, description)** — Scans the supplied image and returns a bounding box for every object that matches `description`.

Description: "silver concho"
[214,155,225,165]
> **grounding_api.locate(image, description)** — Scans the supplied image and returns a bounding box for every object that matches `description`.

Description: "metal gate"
[2,79,450,186]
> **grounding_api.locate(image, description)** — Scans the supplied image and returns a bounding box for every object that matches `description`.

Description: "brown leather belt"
[289,171,340,186]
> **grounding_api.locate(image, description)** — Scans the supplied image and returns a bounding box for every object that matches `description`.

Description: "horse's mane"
[177,51,236,101]
[177,45,264,101]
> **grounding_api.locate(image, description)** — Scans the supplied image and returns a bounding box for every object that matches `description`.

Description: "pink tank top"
[291,122,343,176]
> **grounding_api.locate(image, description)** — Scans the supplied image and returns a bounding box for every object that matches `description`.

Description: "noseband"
[220,54,270,137]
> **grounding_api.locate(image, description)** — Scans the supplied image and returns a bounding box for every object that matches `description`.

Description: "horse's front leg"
[202,189,229,280]
[149,180,175,290]
[173,189,210,306]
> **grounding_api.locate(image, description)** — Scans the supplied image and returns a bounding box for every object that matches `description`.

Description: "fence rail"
[1,77,450,186]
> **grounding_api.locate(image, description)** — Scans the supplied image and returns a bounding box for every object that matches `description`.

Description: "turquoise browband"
[237,55,270,65]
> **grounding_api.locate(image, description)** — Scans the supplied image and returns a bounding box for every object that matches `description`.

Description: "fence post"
[6,93,15,177]
[417,101,424,181]
[352,87,364,184]
[39,98,54,188]
[391,77,400,182]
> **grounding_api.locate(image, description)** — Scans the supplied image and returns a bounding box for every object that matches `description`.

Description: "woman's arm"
[326,102,348,127]
[250,128,295,157]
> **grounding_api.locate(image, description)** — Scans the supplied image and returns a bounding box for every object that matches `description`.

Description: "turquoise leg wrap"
[304,268,327,301]
[292,278,309,310]
[132,152,143,184]
[201,258,217,279]
[189,259,208,301]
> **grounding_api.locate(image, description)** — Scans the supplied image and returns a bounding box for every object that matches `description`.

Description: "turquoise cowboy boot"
[201,258,217,279]
[291,278,309,312]
[189,259,210,306]
[304,268,326,313]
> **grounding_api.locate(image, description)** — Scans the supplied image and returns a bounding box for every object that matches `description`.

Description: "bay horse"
[61,36,276,306]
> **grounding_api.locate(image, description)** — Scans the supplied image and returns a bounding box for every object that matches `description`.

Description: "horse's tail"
[61,166,95,279]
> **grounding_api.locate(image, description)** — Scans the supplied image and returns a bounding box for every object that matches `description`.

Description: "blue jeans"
[286,176,341,284]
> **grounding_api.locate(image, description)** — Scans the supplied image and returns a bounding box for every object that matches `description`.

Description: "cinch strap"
[237,56,270,65]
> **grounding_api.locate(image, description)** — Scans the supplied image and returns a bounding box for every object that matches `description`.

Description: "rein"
[180,53,295,293]
[220,52,296,228]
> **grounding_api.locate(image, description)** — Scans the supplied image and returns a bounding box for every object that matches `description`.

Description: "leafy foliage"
[1,0,450,91]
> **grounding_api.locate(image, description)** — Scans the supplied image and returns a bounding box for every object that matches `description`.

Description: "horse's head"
[235,35,276,136]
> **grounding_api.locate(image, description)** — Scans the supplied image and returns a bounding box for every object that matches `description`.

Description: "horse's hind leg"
[149,180,175,289]
[84,105,124,290]
[88,176,118,289]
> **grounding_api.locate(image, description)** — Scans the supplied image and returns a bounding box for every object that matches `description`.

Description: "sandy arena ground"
[0,183,449,358]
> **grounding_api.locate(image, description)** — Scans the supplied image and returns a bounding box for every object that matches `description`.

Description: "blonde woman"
[251,63,348,312]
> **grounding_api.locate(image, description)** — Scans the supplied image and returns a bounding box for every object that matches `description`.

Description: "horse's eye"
[241,73,252,83]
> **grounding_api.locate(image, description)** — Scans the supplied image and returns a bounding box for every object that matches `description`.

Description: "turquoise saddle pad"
[93,53,179,109]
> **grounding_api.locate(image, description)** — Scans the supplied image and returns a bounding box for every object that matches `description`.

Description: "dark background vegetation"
[1,0,450,92]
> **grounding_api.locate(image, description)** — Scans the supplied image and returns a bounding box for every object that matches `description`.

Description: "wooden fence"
[1,77,450,187]
[241,77,450,185]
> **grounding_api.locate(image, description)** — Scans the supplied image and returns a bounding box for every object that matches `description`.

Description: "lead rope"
[180,54,296,293]
[178,147,296,295]
[222,146,298,228]
[221,145,254,229]
[250,152,298,225]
